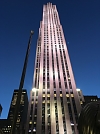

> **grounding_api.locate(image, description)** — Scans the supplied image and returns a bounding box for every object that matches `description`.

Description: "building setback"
[25,3,82,134]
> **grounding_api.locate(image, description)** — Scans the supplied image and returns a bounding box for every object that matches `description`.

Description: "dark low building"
[84,95,98,104]
[0,89,28,134]
[78,101,100,134]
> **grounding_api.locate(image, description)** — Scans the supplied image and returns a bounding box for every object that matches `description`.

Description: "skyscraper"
[26,3,82,134]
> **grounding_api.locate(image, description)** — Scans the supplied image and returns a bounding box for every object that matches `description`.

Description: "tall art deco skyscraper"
[26,3,82,134]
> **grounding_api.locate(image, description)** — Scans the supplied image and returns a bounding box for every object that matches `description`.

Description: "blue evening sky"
[0,0,100,118]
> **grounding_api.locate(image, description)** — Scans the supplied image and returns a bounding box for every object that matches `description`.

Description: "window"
[47,82,50,88]
[54,82,56,88]
[59,82,61,88]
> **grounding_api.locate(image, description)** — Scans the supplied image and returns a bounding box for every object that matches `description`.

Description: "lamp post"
[10,31,34,134]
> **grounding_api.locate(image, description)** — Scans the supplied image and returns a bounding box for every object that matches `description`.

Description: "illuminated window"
[29,121,32,124]
[29,130,31,132]
[33,128,36,132]
[43,94,45,97]
[80,101,83,104]
[71,94,74,97]
[54,94,56,97]
[60,94,62,97]
[31,101,34,104]
[34,122,36,124]
[42,100,45,103]
[22,92,26,93]
[66,94,69,97]
[17,118,20,123]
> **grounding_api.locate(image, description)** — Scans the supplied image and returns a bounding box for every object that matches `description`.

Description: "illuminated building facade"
[8,89,28,134]
[25,3,82,134]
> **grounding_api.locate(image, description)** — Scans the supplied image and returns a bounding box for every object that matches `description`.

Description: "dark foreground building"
[78,101,100,134]
[78,95,100,134]
[0,89,28,134]
[8,89,28,134]
[0,119,11,134]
